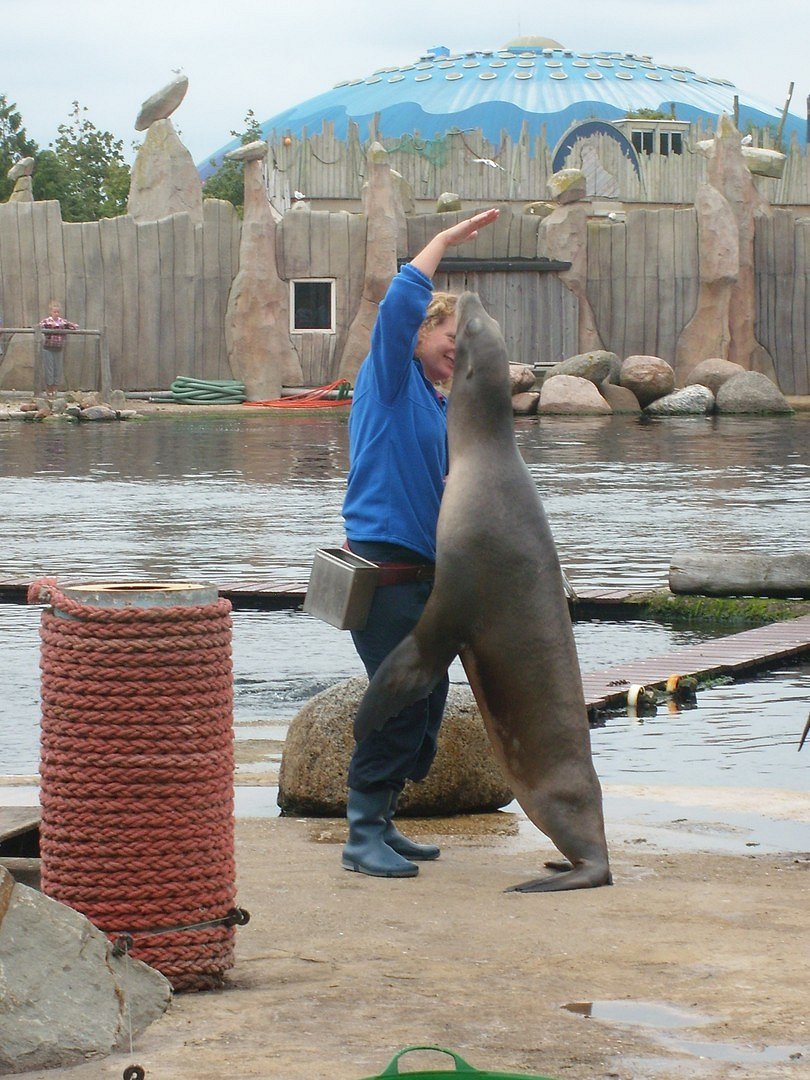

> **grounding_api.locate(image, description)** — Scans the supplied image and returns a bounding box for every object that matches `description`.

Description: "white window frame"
[289,279,336,334]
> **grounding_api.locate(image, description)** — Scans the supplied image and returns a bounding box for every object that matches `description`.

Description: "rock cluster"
[278,676,512,817]
[0,390,138,422]
[509,348,792,418]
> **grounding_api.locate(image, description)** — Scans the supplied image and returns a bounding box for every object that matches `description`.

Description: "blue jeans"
[346,541,449,794]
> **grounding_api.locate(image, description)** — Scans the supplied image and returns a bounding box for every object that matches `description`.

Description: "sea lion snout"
[456,291,488,336]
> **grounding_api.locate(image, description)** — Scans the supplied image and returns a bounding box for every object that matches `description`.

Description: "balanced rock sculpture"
[128,75,202,224]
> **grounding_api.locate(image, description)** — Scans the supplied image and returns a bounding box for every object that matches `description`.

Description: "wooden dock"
[3,574,809,715]
[0,574,646,612]
[582,613,810,712]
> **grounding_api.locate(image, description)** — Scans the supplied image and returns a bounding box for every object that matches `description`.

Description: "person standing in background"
[38,300,78,397]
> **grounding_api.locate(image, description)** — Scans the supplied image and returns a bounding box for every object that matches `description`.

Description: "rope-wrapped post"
[28,579,238,992]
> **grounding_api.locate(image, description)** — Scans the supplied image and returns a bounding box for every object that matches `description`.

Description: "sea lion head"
[453,292,512,406]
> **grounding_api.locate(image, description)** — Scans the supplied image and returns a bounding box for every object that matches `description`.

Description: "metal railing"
[0,327,111,398]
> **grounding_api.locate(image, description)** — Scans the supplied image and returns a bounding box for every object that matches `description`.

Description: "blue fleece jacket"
[342,263,447,562]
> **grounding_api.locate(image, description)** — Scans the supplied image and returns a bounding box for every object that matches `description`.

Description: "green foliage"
[0,94,38,201]
[30,149,67,202]
[624,107,675,120]
[202,109,263,215]
[51,101,131,221]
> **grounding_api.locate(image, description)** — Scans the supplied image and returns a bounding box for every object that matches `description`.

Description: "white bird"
[293,190,307,200]
[741,134,753,146]
[472,157,505,171]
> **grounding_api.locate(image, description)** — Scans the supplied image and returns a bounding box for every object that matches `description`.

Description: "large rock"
[8,157,34,181]
[546,350,618,385]
[645,385,715,416]
[598,381,641,414]
[547,168,586,204]
[8,176,33,202]
[538,374,612,415]
[135,75,189,130]
[620,354,675,407]
[436,191,462,212]
[278,676,512,816]
[225,139,268,163]
[509,363,536,393]
[0,867,171,1073]
[685,357,746,396]
[511,391,540,416]
[127,118,203,224]
[714,371,794,414]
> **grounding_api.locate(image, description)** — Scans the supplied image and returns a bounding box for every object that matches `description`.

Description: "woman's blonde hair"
[420,292,457,334]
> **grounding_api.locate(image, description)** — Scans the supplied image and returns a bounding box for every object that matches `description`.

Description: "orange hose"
[245,379,352,408]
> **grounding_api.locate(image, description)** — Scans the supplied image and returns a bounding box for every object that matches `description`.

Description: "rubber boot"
[384,792,440,861]
[342,788,418,877]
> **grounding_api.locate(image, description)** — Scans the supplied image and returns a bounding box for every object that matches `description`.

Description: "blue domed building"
[200,36,805,178]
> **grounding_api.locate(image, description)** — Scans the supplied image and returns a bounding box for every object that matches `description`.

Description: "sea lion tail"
[354,633,456,741]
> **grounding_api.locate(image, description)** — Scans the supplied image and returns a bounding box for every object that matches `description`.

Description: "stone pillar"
[223,142,303,399]
[539,169,604,353]
[675,114,776,383]
[707,114,777,380]
[338,143,402,382]
[674,182,738,379]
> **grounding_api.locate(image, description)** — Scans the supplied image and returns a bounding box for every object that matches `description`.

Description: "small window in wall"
[659,130,683,156]
[290,279,335,333]
[631,129,655,155]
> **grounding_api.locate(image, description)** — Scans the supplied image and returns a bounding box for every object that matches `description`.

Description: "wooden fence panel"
[202,199,236,380]
[136,221,161,389]
[16,203,39,324]
[117,215,139,388]
[98,217,123,372]
[756,211,810,395]
[171,213,197,379]
[0,206,20,327]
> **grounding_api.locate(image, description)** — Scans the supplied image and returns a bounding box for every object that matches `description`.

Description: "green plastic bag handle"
[381,1045,479,1075]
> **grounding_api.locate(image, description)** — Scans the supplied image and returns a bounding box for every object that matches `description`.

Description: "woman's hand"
[439,207,500,248]
[410,207,499,279]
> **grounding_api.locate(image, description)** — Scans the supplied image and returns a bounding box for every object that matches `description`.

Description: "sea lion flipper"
[354,633,456,741]
[505,862,613,893]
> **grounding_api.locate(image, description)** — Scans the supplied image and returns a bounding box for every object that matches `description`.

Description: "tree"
[0,94,38,201]
[202,109,263,214]
[51,101,130,221]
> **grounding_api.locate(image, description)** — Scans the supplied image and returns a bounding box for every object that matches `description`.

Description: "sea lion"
[354,292,611,892]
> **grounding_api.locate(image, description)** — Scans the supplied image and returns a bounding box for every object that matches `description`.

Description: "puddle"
[562,1000,713,1028]
[234,785,281,818]
[563,999,807,1070]
[602,794,810,855]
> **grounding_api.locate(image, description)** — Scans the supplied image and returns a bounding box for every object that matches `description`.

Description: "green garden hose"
[170,376,246,404]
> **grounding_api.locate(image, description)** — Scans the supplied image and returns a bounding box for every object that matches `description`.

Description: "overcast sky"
[4,0,807,166]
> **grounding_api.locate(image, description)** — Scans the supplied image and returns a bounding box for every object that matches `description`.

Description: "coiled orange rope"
[28,578,238,992]
[245,378,352,408]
